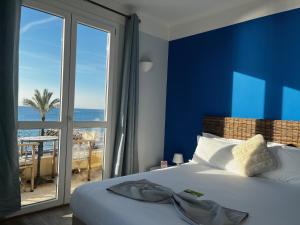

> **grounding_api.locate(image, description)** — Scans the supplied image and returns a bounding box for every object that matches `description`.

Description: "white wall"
[137,32,169,172]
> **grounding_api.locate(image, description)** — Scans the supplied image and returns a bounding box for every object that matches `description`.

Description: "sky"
[19,6,108,110]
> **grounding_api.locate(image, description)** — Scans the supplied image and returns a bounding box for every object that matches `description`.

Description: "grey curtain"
[0,0,21,217]
[112,14,140,177]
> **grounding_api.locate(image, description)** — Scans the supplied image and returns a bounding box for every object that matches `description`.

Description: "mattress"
[70,162,300,225]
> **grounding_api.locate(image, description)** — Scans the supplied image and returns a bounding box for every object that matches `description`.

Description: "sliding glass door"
[17,1,115,214]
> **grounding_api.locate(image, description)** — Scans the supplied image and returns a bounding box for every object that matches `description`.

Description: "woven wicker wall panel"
[203,116,300,147]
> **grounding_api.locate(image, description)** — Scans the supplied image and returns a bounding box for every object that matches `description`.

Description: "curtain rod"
[85,0,131,19]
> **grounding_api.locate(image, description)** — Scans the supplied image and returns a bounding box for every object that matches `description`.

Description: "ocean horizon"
[18,106,105,151]
[18,106,105,122]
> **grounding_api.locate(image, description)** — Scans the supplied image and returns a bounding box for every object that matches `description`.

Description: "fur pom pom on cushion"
[232,134,276,177]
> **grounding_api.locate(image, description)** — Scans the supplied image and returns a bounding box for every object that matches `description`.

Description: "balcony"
[19,130,104,206]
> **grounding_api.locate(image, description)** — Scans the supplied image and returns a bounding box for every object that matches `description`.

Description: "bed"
[71,116,300,225]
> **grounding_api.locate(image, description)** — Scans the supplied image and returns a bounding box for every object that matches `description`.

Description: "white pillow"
[203,132,287,148]
[192,136,238,171]
[202,132,244,144]
[266,141,285,147]
[260,146,300,186]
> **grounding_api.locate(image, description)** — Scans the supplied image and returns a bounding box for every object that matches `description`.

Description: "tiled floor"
[22,169,102,206]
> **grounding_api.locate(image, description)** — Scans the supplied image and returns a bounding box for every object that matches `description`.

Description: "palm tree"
[23,89,60,124]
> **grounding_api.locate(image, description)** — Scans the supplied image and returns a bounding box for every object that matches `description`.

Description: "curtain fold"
[111,14,140,177]
[0,0,21,217]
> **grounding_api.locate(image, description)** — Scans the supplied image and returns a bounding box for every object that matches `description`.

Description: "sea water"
[18,106,105,151]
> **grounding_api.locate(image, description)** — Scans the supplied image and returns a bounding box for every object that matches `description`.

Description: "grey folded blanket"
[107,179,248,225]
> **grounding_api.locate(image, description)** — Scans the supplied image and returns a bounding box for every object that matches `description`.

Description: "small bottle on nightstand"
[149,160,168,171]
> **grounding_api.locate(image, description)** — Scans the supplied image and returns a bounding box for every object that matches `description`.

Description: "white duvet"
[70,162,300,225]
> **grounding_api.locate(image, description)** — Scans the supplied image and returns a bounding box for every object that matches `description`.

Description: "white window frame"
[14,0,120,215]
[64,12,117,203]
[16,1,71,215]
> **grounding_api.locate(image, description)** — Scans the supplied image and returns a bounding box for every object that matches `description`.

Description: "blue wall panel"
[165,8,300,162]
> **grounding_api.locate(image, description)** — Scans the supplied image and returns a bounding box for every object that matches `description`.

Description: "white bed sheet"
[70,162,300,225]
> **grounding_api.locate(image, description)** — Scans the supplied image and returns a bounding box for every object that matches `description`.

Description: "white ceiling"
[113,0,260,26]
[104,0,300,40]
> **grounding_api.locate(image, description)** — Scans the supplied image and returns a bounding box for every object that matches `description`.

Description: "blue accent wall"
[164,8,300,162]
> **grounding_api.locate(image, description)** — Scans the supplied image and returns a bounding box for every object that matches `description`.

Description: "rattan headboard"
[203,116,300,147]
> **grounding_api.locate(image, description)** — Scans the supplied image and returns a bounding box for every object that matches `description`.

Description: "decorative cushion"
[232,134,276,177]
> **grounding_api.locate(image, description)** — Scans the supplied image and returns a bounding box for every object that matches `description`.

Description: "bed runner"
[107,179,248,225]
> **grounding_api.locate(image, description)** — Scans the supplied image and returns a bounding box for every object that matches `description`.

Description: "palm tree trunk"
[36,116,45,184]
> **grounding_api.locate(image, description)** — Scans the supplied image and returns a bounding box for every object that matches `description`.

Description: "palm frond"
[23,99,39,109]
[23,89,60,121]
[33,89,44,110]
[49,98,60,109]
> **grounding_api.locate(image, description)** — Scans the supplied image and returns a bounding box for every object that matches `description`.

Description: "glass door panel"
[17,4,70,213]
[18,129,60,206]
[67,19,111,196]
[73,23,109,121]
[71,128,105,193]
[19,6,63,122]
